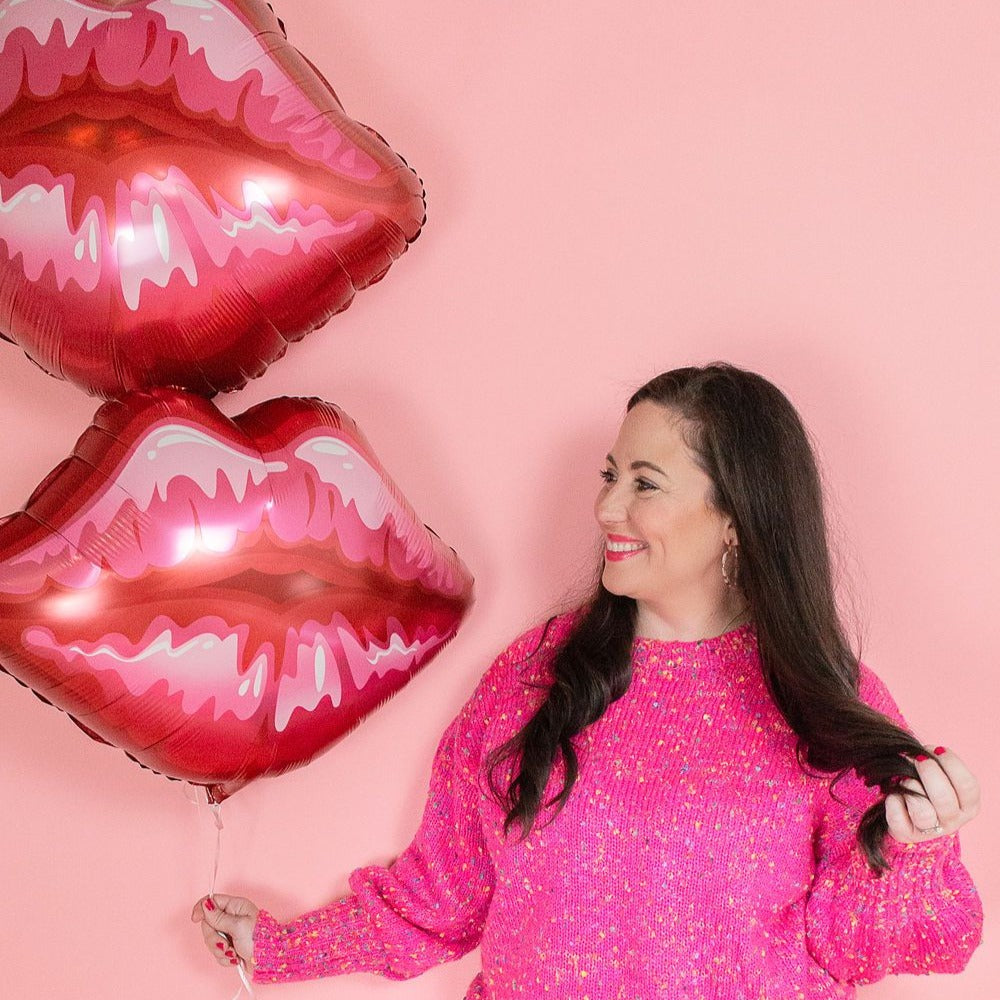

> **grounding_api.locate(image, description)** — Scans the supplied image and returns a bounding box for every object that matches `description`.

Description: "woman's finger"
[911,755,961,826]
[899,776,940,834]
[928,748,981,816]
[885,790,917,841]
[199,919,236,962]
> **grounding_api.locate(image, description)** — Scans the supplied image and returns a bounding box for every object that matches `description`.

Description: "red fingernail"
[934,746,946,755]
[215,942,225,951]
[915,754,929,762]
[204,898,216,912]
[230,958,239,965]
[225,950,235,958]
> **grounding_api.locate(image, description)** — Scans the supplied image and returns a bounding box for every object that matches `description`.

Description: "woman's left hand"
[885,747,981,843]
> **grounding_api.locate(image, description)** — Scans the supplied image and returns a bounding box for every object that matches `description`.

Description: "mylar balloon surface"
[0,389,473,800]
[0,0,425,398]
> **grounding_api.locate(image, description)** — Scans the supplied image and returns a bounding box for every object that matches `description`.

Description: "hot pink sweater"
[252,616,983,998]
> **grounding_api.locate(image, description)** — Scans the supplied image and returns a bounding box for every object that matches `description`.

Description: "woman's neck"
[634,593,749,642]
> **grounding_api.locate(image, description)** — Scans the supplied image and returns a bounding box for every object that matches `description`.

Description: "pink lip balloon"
[0,0,425,398]
[0,388,473,801]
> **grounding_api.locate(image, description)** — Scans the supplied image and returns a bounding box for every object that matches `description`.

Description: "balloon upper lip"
[0,397,472,609]
[0,0,378,178]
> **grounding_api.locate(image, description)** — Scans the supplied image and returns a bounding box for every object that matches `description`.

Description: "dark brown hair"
[486,363,928,873]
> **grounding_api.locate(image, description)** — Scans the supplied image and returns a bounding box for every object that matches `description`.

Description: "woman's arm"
[803,665,983,985]
[250,650,508,984]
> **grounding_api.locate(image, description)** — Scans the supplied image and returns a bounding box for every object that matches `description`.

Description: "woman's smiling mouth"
[604,534,648,561]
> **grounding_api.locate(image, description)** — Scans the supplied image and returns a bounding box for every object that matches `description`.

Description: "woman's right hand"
[191,894,259,970]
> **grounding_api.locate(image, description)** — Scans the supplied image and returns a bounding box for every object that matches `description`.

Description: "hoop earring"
[721,543,738,588]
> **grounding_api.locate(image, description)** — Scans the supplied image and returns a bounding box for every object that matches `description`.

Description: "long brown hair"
[486,363,927,873]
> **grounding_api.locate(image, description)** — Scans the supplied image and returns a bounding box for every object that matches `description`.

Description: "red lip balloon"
[0,389,473,801]
[0,0,425,398]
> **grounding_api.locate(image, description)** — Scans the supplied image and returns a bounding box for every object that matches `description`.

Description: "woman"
[193,364,983,998]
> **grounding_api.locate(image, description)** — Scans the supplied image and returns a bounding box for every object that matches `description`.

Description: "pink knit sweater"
[252,615,983,998]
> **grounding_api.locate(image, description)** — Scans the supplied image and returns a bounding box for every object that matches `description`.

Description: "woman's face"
[594,401,735,626]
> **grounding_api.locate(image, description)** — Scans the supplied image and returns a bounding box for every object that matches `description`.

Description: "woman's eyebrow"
[605,454,669,478]
[631,460,668,477]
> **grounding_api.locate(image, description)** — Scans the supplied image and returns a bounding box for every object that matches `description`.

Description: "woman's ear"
[723,519,739,548]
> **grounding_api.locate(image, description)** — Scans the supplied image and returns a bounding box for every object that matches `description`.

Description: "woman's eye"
[599,468,616,484]
[634,478,656,492]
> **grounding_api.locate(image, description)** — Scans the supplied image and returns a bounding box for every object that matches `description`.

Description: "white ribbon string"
[190,785,256,1000]
[209,801,223,895]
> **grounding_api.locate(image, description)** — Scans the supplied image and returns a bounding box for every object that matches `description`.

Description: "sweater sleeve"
[251,654,503,984]
[803,664,983,984]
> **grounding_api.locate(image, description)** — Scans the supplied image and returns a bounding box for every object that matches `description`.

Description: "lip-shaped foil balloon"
[0,388,472,801]
[0,0,425,398]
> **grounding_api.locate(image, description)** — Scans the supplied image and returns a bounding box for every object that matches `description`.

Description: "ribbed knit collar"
[630,622,758,677]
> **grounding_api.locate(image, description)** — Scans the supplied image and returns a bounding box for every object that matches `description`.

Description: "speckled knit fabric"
[252,614,983,998]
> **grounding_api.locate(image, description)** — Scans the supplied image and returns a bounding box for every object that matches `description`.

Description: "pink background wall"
[0,2,995,996]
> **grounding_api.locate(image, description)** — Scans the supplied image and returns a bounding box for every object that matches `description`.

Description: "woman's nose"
[595,486,625,526]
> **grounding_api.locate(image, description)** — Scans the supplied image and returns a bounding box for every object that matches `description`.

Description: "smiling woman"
[0,0,425,397]
[193,364,983,1000]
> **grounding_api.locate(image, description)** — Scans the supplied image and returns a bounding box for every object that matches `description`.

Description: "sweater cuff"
[878,832,982,971]
[882,831,958,863]
[252,896,384,984]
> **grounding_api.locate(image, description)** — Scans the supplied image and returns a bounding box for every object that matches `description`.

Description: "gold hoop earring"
[721,543,738,588]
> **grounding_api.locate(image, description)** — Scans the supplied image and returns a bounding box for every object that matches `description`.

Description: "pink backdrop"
[0,2,995,997]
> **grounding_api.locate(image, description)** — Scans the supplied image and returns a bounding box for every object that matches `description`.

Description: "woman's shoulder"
[856,660,910,732]
[464,609,580,714]
[499,608,581,667]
